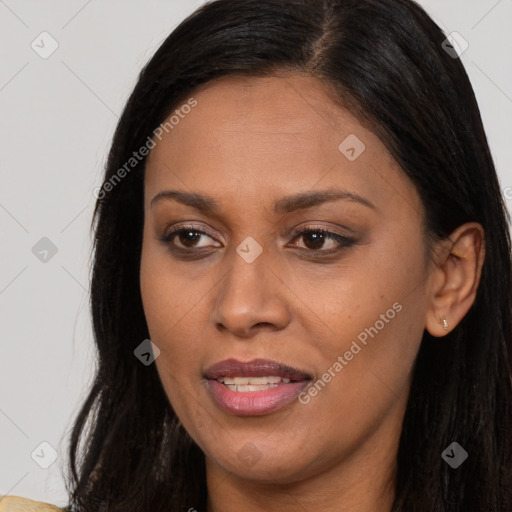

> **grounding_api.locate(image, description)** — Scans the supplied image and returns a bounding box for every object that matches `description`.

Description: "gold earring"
[442,316,449,331]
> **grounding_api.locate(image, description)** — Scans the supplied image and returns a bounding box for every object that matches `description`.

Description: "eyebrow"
[150,188,376,214]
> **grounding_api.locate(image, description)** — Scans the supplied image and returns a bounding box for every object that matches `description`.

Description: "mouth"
[204,358,312,416]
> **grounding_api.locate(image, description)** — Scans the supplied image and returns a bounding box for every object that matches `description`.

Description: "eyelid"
[161,223,220,243]
[287,225,355,253]
[288,223,353,239]
[161,222,355,255]
[163,222,352,240]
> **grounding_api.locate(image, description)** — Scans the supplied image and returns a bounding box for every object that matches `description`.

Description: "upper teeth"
[218,376,291,385]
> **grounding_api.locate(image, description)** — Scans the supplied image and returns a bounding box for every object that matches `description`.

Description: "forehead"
[144,73,422,222]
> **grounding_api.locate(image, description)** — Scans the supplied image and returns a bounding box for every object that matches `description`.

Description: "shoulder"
[0,496,63,511]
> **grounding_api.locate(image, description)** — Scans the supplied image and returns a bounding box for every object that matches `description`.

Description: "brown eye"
[161,226,220,250]
[291,228,354,253]
[177,230,204,248]
[302,231,327,250]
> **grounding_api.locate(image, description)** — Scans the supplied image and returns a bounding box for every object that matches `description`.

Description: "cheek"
[139,234,216,408]
[301,227,428,419]
[294,223,426,345]
[140,232,208,342]
[140,264,205,424]
[140,238,194,378]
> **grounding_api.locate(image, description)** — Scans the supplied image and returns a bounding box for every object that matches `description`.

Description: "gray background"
[1,0,511,506]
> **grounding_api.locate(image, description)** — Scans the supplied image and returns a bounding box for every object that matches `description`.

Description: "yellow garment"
[0,496,62,511]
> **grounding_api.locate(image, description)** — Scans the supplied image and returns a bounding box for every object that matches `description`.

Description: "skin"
[140,72,485,512]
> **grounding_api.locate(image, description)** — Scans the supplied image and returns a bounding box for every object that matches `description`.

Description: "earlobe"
[426,313,451,338]
[424,222,485,338]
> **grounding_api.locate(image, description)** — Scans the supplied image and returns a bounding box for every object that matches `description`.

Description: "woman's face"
[140,73,433,484]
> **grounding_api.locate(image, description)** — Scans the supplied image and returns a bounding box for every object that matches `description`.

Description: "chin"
[205,438,319,484]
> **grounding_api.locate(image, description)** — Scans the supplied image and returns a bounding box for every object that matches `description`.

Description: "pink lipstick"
[204,358,311,416]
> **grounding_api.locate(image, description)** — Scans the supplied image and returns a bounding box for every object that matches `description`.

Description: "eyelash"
[160,224,355,257]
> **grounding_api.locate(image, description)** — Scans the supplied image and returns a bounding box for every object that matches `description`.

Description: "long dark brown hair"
[63,1,512,510]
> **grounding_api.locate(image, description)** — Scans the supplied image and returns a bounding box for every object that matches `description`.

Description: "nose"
[211,248,290,338]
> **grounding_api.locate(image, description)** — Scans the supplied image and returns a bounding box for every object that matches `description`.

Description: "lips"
[204,358,311,381]
[204,358,312,416]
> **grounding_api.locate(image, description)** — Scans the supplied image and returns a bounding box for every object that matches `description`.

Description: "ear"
[424,222,485,337]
